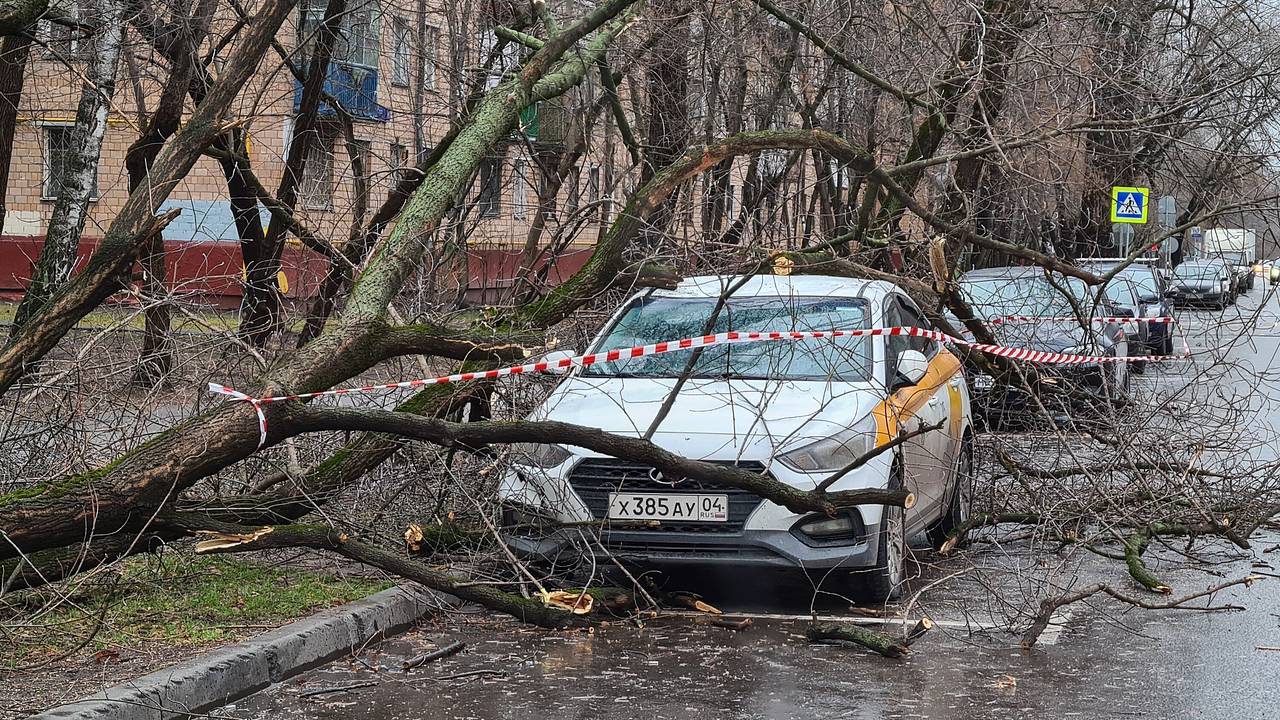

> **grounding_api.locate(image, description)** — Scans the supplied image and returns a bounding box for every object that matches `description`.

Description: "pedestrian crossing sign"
[1110,186,1149,224]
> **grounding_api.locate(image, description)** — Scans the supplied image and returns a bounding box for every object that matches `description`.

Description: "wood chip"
[194,526,273,553]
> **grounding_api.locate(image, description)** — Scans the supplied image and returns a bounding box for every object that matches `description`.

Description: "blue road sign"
[1111,186,1149,224]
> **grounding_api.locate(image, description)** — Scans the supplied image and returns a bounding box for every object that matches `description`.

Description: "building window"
[539,168,556,219]
[38,4,84,59]
[299,0,379,68]
[391,17,410,86]
[565,170,579,214]
[587,165,600,211]
[390,142,407,183]
[477,157,500,217]
[512,159,528,220]
[423,25,438,89]
[350,138,371,183]
[42,125,97,200]
[478,28,520,89]
[299,132,335,210]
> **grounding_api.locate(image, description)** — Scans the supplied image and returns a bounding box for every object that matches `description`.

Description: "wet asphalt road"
[224,548,1280,720]
[225,285,1280,720]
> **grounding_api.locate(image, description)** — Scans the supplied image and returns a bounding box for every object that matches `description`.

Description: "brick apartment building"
[0,0,653,306]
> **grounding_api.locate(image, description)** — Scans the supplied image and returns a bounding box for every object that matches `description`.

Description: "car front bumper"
[503,524,882,571]
[1168,289,1224,304]
[498,455,896,573]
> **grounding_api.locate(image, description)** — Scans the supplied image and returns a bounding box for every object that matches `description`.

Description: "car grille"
[566,459,767,535]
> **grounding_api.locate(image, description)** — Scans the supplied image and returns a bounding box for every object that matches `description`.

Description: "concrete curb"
[31,585,452,720]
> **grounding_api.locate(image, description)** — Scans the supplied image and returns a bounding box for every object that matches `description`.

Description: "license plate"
[973,374,995,390]
[607,493,728,522]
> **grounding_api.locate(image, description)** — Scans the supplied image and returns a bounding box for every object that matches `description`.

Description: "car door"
[885,295,953,521]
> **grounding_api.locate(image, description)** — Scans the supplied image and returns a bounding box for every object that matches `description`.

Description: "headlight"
[795,514,859,538]
[509,443,573,468]
[778,415,877,473]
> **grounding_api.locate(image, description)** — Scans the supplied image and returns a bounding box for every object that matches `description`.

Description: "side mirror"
[538,349,577,375]
[893,350,929,390]
[1138,294,1160,304]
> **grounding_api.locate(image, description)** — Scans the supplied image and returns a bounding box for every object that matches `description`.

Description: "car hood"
[1172,279,1218,291]
[969,320,1104,352]
[532,376,882,455]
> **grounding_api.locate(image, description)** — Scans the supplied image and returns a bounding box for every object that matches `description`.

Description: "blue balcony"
[294,63,389,123]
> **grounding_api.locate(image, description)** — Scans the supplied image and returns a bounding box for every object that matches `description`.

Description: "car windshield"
[1120,269,1160,298]
[1100,279,1137,305]
[584,296,873,381]
[959,275,1092,319]
[1085,264,1161,299]
[1176,263,1219,281]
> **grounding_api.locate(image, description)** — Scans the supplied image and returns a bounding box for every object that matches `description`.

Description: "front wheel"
[849,468,906,605]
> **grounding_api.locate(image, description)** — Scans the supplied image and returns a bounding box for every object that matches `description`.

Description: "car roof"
[959,266,1071,281]
[651,274,892,300]
[1081,262,1157,279]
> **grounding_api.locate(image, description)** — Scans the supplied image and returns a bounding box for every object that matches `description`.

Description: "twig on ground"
[707,617,753,631]
[402,640,467,671]
[299,681,378,698]
[434,669,507,681]
[1021,574,1262,649]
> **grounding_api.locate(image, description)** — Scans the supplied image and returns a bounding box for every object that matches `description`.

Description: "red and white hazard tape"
[210,322,1191,448]
[990,315,1174,325]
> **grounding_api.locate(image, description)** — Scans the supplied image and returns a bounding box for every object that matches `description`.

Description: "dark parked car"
[1168,259,1233,309]
[1081,260,1175,356]
[955,267,1133,427]
[1212,251,1254,293]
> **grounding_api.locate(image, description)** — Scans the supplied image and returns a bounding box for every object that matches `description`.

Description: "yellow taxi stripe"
[872,349,962,445]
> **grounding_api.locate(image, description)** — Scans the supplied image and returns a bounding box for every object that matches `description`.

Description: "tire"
[1249,275,1256,291]
[1162,332,1175,356]
[849,464,906,604]
[928,435,974,549]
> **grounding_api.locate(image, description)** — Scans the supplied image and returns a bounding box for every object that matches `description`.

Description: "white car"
[499,275,974,602]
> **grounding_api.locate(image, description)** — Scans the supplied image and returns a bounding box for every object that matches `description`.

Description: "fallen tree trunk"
[191,522,576,628]
[808,623,910,658]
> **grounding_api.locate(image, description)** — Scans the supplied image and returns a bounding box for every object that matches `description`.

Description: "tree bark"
[10,0,124,335]
[0,0,65,35]
[808,623,910,658]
